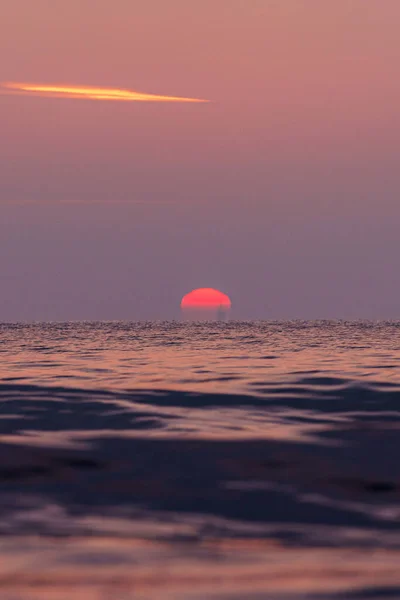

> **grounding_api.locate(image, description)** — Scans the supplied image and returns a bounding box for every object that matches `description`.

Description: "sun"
[181,288,232,309]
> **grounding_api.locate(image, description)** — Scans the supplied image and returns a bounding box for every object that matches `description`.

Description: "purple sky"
[1,0,400,320]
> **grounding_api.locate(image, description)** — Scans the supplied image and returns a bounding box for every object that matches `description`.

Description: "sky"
[1,0,400,321]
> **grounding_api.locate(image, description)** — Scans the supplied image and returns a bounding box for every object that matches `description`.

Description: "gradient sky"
[1,0,400,320]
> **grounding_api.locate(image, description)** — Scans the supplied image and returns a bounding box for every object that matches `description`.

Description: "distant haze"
[1,1,400,321]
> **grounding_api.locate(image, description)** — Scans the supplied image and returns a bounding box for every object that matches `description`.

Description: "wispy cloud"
[0,82,209,103]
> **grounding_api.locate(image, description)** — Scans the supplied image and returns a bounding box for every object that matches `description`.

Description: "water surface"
[1,321,400,599]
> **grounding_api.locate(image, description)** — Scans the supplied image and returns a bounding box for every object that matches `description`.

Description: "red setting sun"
[181,288,232,309]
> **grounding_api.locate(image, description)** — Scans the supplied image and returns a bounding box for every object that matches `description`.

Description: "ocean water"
[1,321,400,599]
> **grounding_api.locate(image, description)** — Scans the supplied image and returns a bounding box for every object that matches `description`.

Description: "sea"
[0,321,400,599]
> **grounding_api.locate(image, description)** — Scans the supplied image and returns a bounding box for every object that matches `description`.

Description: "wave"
[0,381,399,540]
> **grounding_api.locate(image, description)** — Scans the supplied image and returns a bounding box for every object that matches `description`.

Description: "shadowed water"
[1,321,400,599]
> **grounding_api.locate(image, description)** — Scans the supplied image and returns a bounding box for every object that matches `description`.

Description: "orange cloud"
[0,82,209,103]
